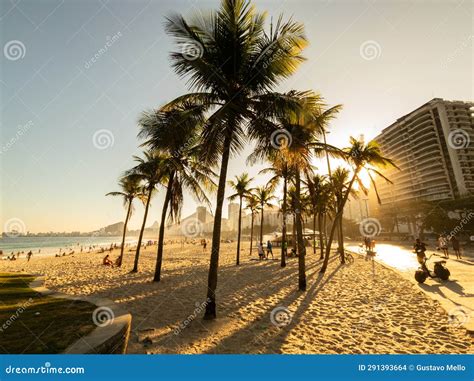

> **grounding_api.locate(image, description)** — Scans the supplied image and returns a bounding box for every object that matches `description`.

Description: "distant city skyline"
[1,0,472,233]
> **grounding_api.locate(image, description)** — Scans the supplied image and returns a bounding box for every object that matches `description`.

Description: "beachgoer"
[257,242,265,260]
[203,239,207,251]
[26,251,33,262]
[450,236,461,259]
[103,254,114,266]
[266,240,273,259]
[438,235,449,258]
[413,238,427,265]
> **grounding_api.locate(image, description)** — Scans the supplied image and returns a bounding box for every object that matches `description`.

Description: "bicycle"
[342,251,354,264]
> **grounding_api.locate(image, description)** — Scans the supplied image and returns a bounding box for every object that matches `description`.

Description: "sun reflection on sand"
[348,244,419,271]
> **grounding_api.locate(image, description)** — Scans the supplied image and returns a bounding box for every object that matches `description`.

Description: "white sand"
[1,241,472,354]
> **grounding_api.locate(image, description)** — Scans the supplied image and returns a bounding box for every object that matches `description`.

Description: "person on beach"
[203,239,207,251]
[258,242,265,260]
[450,236,462,259]
[266,240,273,259]
[413,238,427,265]
[437,235,449,258]
[364,236,371,253]
[27,251,33,262]
[103,254,114,266]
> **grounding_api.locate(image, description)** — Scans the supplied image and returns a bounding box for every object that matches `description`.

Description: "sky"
[0,0,472,234]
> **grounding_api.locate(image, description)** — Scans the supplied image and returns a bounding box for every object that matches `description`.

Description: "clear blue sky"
[1,0,472,233]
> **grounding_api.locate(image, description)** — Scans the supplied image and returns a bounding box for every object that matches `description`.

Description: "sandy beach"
[1,241,472,354]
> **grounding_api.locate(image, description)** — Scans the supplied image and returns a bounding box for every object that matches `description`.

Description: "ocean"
[0,236,139,258]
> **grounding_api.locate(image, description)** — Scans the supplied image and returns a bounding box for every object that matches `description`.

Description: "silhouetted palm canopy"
[228,173,253,202]
[106,175,144,212]
[138,106,215,222]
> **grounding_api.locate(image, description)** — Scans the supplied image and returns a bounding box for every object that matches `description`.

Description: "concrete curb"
[29,275,132,354]
[346,249,474,334]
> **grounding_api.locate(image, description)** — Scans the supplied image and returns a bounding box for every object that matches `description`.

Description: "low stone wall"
[29,276,132,354]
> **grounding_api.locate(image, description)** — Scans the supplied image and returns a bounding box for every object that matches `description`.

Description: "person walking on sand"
[26,250,33,262]
[258,242,265,260]
[203,239,207,252]
[450,236,462,259]
[266,240,273,259]
[438,235,449,258]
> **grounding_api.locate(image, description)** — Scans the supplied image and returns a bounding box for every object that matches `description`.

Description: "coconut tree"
[164,0,309,319]
[255,154,294,267]
[126,151,167,273]
[250,92,343,291]
[106,175,143,267]
[329,167,358,263]
[246,193,260,257]
[304,173,327,256]
[253,184,277,246]
[138,105,215,282]
[320,137,398,273]
[228,173,253,265]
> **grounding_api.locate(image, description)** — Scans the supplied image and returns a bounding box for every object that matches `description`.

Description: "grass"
[0,273,97,354]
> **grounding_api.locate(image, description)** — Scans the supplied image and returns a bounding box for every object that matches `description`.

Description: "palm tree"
[246,194,260,257]
[126,151,166,272]
[256,154,294,267]
[253,184,276,245]
[106,175,143,267]
[304,173,327,256]
[228,173,253,265]
[164,0,308,319]
[330,167,358,263]
[320,137,398,273]
[138,106,215,282]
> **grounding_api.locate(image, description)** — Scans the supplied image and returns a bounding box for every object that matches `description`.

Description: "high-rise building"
[374,98,474,205]
[228,203,240,230]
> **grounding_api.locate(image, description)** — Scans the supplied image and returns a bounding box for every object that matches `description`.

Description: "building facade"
[374,98,474,205]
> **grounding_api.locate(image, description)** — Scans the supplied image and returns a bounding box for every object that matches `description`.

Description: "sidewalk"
[346,242,474,333]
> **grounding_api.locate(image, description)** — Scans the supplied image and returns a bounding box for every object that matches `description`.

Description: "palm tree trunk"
[204,132,233,320]
[338,212,345,264]
[318,212,324,260]
[281,176,287,268]
[312,213,317,254]
[295,171,306,291]
[249,213,254,256]
[259,204,264,244]
[323,214,328,247]
[132,186,153,273]
[117,199,132,267]
[292,214,297,253]
[321,172,358,273]
[236,196,242,265]
[153,172,175,282]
